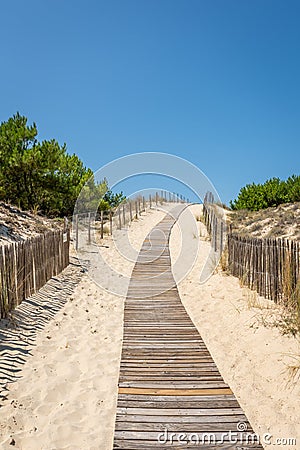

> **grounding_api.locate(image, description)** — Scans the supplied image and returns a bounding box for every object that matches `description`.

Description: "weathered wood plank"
[115,414,249,424]
[118,387,233,396]
[119,383,230,389]
[116,407,245,416]
[117,394,237,402]
[116,399,240,409]
[113,209,263,449]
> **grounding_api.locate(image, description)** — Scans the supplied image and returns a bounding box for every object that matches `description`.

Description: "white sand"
[0,204,299,449]
[170,205,300,449]
[0,207,165,450]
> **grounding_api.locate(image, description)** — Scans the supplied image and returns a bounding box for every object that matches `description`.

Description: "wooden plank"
[119,421,258,436]
[114,430,256,440]
[113,209,263,449]
[119,383,230,389]
[117,394,237,402]
[116,407,245,416]
[115,414,249,424]
[116,399,240,409]
[118,387,233,396]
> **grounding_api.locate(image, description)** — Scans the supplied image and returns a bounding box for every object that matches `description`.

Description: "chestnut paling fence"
[0,191,188,318]
[72,191,188,249]
[0,229,70,318]
[203,200,300,303]
[228,233,300,302]
[2,194,298,319]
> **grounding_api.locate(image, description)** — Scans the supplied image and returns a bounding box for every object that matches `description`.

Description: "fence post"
[220,221,224,252]
[129,201,133,221]
[214,217,218,252]
[122,204,126,226]
[135,201,138,219]
[64,216,68,232]
[118,207,122,230]
[109,210,113,235]
[100,210,104,239]
[143,196,145,211]
[88,212,91,244]
[149,194,152,208]
[75,214,79,251]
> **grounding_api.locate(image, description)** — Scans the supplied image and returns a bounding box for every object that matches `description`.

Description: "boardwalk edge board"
[113,207,263,449]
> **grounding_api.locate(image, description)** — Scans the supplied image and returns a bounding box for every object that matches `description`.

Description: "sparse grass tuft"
[283,353,300,386]
[275,278,300,338]
[287,356,300,384]
[229,202,300,240]
[219,248,229,273]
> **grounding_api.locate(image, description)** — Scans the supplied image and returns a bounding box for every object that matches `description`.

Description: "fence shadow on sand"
[0,258,83,400]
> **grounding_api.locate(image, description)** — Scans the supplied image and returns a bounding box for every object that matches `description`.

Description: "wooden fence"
[203,194,300,303]
[202,201,226,253]
[0,229,70,318]
[73,191,188,250]
[228,233,300,303]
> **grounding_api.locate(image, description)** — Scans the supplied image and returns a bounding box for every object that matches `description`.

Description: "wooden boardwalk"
[113,208,263,449]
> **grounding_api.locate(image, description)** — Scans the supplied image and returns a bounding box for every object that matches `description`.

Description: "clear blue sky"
[1,0,300,205]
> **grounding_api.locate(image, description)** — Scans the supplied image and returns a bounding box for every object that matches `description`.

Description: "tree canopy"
[230,176,300,211]
[0,113,124,216]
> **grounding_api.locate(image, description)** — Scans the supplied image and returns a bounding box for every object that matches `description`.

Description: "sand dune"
[170,205,300,449]
[0,204,299,449]
[0,208,165,449]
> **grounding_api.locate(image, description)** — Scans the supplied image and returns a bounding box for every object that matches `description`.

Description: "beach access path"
[0,205,298,449]
[113,206,263,449]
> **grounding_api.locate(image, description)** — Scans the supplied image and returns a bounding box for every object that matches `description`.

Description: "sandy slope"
[170,205,300,449]
[0,208,165,450]
[0,204,299,449]
[0,202,62,244]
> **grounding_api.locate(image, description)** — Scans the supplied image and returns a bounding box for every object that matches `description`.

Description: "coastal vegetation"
[230,176,300,211]
[0,113,124,217]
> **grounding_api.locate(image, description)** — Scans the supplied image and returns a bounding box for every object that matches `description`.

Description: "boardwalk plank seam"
[113,208,263,449]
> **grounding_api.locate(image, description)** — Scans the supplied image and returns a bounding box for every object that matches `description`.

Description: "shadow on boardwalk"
[0,257,83,400]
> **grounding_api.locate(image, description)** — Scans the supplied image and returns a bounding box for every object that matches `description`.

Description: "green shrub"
[230,176,300,211]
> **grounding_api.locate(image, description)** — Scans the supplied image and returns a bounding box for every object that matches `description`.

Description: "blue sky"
[1,0,300,205]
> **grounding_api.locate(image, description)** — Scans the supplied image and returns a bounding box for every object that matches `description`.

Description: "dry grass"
[214,203,300,341]
[219,248,229,273]
[282,251,294,300]
[236,257,300,337]
[275,278,300,338]
[0,202,62,245]
[225,203,300,338]
[240,282,274,311]
[285,354,300,385]
[228,202,300,240]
